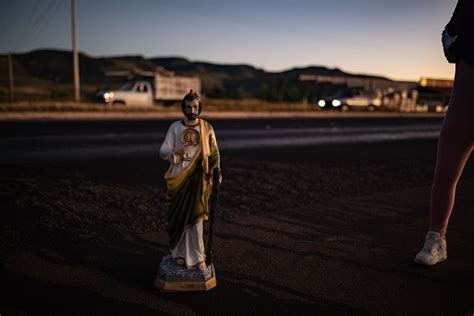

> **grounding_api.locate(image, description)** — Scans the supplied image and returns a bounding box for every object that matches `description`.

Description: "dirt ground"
[1,138,473,315]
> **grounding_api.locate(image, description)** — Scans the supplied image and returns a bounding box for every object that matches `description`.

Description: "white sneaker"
[414,231,447,265]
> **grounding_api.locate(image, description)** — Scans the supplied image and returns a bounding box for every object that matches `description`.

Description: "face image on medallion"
[180,128,200,147]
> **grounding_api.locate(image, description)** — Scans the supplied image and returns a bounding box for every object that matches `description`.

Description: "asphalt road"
[0,117,443,162]
[1,116,473,315]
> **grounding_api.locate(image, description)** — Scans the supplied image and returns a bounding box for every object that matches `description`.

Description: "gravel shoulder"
[1,138,473,315]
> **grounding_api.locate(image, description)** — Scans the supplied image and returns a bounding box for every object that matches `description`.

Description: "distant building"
[298,74,417,91]
[299,73,452,112]
[418,77,453,89]
[415,77,453,111]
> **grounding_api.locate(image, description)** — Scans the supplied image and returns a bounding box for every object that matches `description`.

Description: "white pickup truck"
[98,73,201,106]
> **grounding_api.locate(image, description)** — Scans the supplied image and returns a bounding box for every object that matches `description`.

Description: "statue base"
[154,255,217,292]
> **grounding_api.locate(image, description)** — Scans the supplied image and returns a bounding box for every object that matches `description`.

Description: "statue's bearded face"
[183,99,199,120]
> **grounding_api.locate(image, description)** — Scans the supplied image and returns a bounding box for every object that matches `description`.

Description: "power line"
[12,0,40,52]
[28,0,63,48]
[21,0,58,50]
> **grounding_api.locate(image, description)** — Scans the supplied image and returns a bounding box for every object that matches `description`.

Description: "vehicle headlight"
[103,92,113,103]
[332,99,341,107]
[318,100,326,107]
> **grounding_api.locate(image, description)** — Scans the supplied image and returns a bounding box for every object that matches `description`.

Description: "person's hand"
[442,29,456,51]
[442,29,458,63]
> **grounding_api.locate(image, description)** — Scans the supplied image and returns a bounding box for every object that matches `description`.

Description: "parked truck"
[98,73,201,106]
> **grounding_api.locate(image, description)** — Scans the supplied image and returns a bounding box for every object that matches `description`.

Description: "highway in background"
[0,117,443,163]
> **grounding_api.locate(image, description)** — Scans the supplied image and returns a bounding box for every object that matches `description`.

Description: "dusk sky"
[0,0,458,81]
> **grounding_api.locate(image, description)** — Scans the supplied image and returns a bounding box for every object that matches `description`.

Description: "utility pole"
[8,54,15,102]
[71,0,80,102]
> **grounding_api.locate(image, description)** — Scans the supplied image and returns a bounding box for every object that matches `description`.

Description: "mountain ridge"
[1,49,398,101]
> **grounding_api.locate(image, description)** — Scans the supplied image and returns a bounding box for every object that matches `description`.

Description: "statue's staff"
[205,167,221,266]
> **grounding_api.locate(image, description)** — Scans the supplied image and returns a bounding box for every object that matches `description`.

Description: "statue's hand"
[211,168,222,186]
[174,147,185,157]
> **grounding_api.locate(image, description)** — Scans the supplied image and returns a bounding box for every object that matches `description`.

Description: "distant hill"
[0,49,399,102]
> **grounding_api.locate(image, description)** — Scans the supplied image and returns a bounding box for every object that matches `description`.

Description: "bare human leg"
[429,60,474,236]
[415,60,474,266]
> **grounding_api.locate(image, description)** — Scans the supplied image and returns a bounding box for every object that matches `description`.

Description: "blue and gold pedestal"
[154,255,216,292]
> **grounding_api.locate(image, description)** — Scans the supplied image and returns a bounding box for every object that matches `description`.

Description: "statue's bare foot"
[197,261,207,272]
[173,257,185,265]
[187,261,206,272]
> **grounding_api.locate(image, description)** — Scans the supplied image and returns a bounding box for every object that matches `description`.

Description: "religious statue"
[154,89,221,291]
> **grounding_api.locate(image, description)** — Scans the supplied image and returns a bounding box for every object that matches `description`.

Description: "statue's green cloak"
[165,119,220,248]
